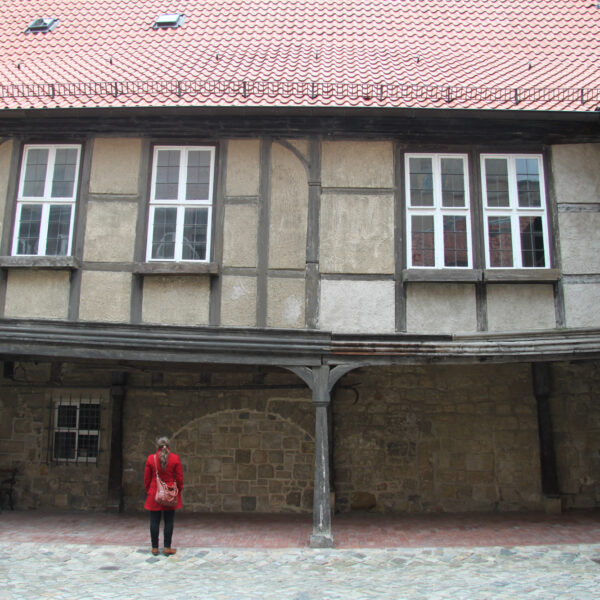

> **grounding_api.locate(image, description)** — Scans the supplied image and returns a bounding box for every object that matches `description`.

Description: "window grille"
[48,397,101,464]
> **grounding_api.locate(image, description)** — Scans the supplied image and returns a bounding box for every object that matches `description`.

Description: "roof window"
[25,17,59,34]
[153,13,185,29]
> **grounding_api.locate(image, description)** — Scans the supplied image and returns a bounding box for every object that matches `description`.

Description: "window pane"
[151,207,177,259]
[520,216,545,267]
[22,149,49,197]
[77,434,99,459]
[516,158,541,207]
[411,215,435,267]
[409,157,434,206]
[182,208,209,260]
[186,150,211,200]
[155,150,180,200]
[16,204,42,255]
[51,148,78,198]
[54,431,76,460]
[46,205,72,256]
[57,404,78,428]
[485,158,509,207]
[79,403,100,430]
[441,158,465,207]
[488,216,513,267]
[443,215,468,267]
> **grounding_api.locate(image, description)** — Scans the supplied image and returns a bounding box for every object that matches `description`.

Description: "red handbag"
[154,455,178,507]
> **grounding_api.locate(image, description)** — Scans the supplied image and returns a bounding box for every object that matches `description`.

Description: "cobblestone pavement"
[1,542,600,599]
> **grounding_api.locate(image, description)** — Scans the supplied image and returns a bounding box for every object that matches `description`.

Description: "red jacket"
[144,451,183,511]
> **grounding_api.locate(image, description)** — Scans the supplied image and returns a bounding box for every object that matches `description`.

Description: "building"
[0,0,599,547]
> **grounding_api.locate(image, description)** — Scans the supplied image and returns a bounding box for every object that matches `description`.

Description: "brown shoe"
[163,548,177,556]
[151,548,159,555]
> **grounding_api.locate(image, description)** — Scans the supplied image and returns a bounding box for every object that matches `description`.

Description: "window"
[12,144,81,257]
[406,154,472,268]
[53,400,100,462]
[25,18,59,34]
[481,154,550,268]
[147,146,215,262]
[153,13,185,29]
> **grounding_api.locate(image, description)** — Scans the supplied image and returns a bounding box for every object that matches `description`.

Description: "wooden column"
[532,362,560,497]
[106,372,127,512]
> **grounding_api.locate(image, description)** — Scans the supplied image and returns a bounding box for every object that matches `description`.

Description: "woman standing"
[144,436,183,555]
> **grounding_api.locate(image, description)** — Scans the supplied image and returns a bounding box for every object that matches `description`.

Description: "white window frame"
[12,144,81,257]
[52,399,101,463]
[481,154,551,269]
[146,145,215,262]
[405,153,472,269]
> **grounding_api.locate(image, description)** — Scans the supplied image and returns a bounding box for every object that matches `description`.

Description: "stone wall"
[333,363,544,513]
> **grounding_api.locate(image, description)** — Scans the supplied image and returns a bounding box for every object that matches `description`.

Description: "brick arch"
[173,409,314,513]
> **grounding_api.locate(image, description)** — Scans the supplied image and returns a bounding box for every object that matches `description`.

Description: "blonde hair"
[156,436,170,470]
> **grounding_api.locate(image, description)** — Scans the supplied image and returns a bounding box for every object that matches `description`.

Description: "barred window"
[52,399,101,463]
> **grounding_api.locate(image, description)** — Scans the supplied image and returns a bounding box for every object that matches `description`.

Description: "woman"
[144,436,183,556]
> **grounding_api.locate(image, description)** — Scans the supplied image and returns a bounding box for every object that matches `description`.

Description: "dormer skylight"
[25,17,59,34]
[153,13,185,29]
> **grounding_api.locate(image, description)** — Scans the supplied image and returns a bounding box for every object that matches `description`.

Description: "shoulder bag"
[153,455,178,507]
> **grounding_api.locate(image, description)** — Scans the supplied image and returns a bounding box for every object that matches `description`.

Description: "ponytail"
[156,436,171,470]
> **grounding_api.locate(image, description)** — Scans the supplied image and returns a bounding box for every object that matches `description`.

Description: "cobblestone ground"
[1,542,599,599]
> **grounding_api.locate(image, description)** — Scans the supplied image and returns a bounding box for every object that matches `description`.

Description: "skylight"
[25,17,59,34]
[153,13,185,29]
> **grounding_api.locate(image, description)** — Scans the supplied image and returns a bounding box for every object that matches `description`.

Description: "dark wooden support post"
[107,372,127,512]
[287,364,357,548]
[532,362,560,498]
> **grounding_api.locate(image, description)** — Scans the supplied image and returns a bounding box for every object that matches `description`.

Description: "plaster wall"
[79,271,132,323]
[269,142,308,270]
[406,283,477,334]
[563,283,600,328]
[486,284,556,332]
[321,141,394,188]
[558,212,600,274]
[142,276,210,325]
[225,139,261,197]
[89,138,142,195]
[222,204,258,268]
[320,193,395,274]
[551,144,600,204]
[320,279,395,333]
[83,200,138,263]
[220,275,257,327]
[267,277,305,329]
[0,140,13,237]
[4,270,70,319]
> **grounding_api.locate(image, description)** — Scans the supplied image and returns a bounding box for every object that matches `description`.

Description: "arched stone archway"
[173,409,314,513]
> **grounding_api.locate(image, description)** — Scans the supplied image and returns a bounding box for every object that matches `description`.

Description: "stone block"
[83,200,138,262]
[321,141,394,188]
[269,142,308,269]
[238,464,257,480]
[258,464,274,478]
[223,204,258,267]
[241,496,257,511]
[552,144,600,205]
[79,271,132,322]
[320,193,395,273]
[240,434,260,449]
[5,270,69,320]
[262,432,283,450]
[487,284,556,332]
[142,276,210,325]
[406,283,477,334]
[293,464,312,480]
[351,491,377,510]
[564,283,600,328]
[252,450,268,464]
[90,138,142,195]
[220,276,257,327]
[320,279,395,333]
[267,277,305,329]
[236,449,251,464]
[225,139,260,196]
[559,212,600,274]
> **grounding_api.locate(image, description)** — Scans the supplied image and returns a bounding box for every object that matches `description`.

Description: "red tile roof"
[1,0,599,112]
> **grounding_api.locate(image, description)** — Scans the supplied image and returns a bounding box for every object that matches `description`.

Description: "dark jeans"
[149,510,175,548]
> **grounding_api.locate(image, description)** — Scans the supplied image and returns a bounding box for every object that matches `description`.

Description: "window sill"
[133,262,219,276]
[402,269,483,283]
[483,269,560,283]
[0,256,80,270]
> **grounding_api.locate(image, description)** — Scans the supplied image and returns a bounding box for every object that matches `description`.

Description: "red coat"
[144,451,183,511]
